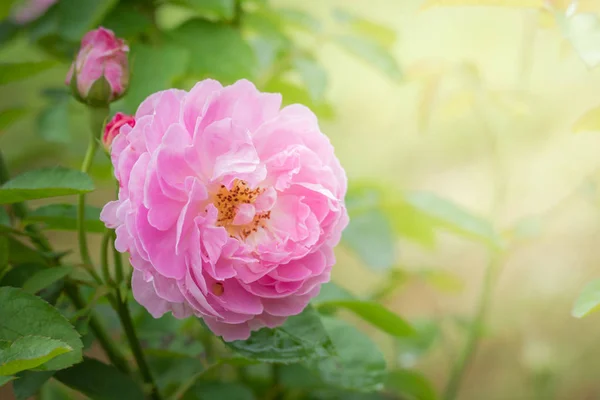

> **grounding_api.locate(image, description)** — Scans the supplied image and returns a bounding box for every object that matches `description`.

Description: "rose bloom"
[66,27,129,104]
[103,112,135,150]
[101,79,348,341]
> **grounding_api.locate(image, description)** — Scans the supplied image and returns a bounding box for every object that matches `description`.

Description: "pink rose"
[12,0,57,25]
[103,113,135,150]
[66,27,129,106]
[101,79,348,341]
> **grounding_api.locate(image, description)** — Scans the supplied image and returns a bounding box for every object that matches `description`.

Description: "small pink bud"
[12,0,57,25]
[103,113,135,150]
[66,27,129,106]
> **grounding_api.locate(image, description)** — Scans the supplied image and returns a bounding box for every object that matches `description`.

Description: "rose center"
[213,179,271,240]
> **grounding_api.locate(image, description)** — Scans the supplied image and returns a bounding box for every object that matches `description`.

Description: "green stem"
[115,292,162,400]
[232,0,242,27]
[112,231,124,285]
[65,283,131,375]
[100,230,113,286]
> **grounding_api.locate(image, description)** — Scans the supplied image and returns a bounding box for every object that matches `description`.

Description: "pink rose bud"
[103,113,135,150]
[66,27,129,106]
[12,0,57,25]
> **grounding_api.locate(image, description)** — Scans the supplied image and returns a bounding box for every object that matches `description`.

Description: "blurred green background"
[3,0,600,399]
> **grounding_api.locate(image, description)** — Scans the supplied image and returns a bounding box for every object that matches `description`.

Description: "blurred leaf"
[417,72,443,134]
[0,0,18,20]
[26,204,103,233]
[0,336,72,375]
[55,357,144,400]
[102,4,152,39]
[438,90,475,119]
[370,269,409,301]
[169,19,256,83]
[0,167,94,205]
[293,56,328,102]
[396,320,440,367]
[264,78,334,119]
[312,317,386,391]
[315,300,414,338]
[0,237,7,277]
[565,13,600,68]
[39,380,73,400]
[0,375,14,386]
[573,104,600,132]
[418,269,464,293]
[333,9,396,49]
[226,306,335,363]
[146,349,203,395]
[404,191,501,247]
[0,287,82,370]
[277,8,321,33]
[0,263,45,288]
[0,108,28,132]
[38,97,70,143]
[0,61,57,85]
[6,239,46,266]
[342,209,396,271]
[386,369,438,400]
[57,0,118,41]
[572,279,600,318]
[22,266,72,295]
[507,215,543,241]
[13,370,54,400]
[279,363,324,389]
[420,0,543,8]
[125,43,189,113]
[334,35,402,81]
[313,282,354,304]
[174,0,235,19]
[183,382,255,400]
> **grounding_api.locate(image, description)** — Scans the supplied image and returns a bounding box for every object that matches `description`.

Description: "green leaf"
[313,282,354,304]
[573,104,600,132]
[342,209,396,270]
[146,349,203,395]
[312,317,386,391]
[293,56,327,102]
[386,369,437,400]
[125,43,189,114]
[0,287,83,370]
[315,300,414,338]
[38,97,70,143]
[334,35,402,81]
[13,371,54,400]
[396,320,440,367]
[0,108,28,132]
[565,13,600,68]
[26,204,103,233]
[333,9,396,49]
[102,4,152,40]
[6,239,46,266]
[0,167,94,205]
[226,306,335,363]
[0,61,57,85]
[263,78,334,120]
[183,382,255,400]
[404,191,501,247]
[572,279,600,318]
[0,374,15,387]
[169,19,256,83]
[0,336,72,375]
[175,0,235,19]
[0,263,45,288]
[57,0,118,41]
[23,266,73,295]
[55,357,144,400]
